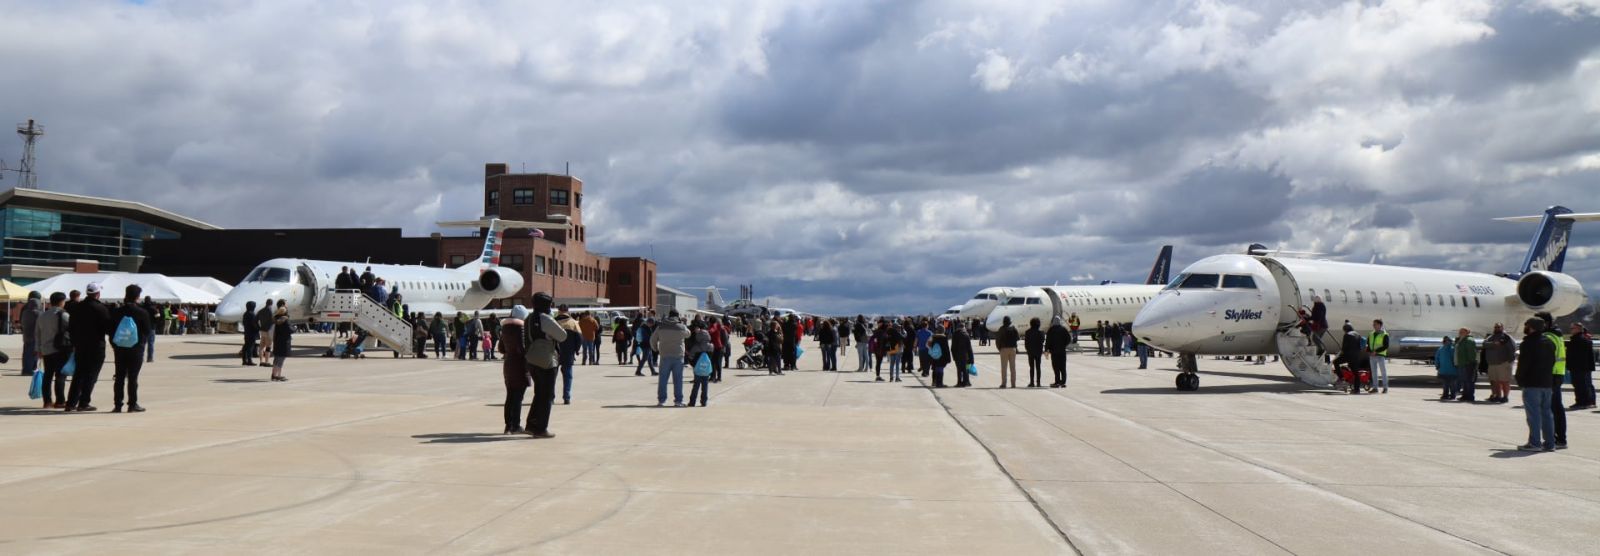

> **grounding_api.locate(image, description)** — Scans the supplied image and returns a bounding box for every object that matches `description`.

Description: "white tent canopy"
[170,276,234,298]
[27,273,223,305]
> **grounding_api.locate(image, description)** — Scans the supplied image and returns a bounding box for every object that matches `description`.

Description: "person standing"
[916,319,933,376]
[1067,312,1080,345]
[19,291,40,377]
[430,313,448,359]
[256,299,275,366]
[1435,337,1458,401]
[1515,318,1556,452]
[1046,317,1071,387]
[465,311,483,360]
[270,302,292,382]
[652,311,691,407]
[1024,317,1044,388]
[241,301,259,366]
[817,320,837,371]
[765,321,784,376]
[614,319,632,365]
[485,314,501,362]
[1367,319,1391,393]
[64,283,112,412]
[635,317,657,376]
[952,321,974,388]
[111,285,153,413]
[687,321,713,406]
[781,315,799,371]
[852,316,870,373]
[1539,313,1567,449]
[1454,328,1478,403]
[35,292,70,409]
[996,316,1019,388]
[1484,323,1516,403]
[929,326,951,387]
[709,318,726,382]
[522,293,566,438]
[555,312,582,405]
[1095,321,1106,355]
[1310,296,1329,355]
[499,307,529,433]
[141,296,159,362]
[1568,324,1596,410]
[579,313,600,365]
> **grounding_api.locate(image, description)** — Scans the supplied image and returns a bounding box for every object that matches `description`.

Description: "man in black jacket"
[111,285,154,413]
[1332,324,1367,394]
[952,322,974,387]
[64,283,112,412]
[1045,317,1071,387]
[1024,317,1045,387]
[1569,324,1596,410]
[1516,318,1556,451]
[996,316,1020,388]
[241,301,259,366]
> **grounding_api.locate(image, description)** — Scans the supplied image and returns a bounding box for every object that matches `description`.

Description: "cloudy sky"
[3,0,1600,314]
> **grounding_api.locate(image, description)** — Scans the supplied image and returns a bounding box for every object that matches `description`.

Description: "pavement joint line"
[988,387,1299,556]
[909,371,1085,556]
[553,485,1033,504]
[1033,383,1511,555]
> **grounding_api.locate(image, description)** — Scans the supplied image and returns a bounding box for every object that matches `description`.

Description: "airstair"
[313,290,414,356]
[1275,323,1338,388]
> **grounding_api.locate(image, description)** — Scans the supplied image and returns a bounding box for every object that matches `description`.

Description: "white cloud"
[972,49,1017,91]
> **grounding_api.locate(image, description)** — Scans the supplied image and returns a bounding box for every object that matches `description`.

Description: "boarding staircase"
[313,290,414,356]
[1275,323,1339,388]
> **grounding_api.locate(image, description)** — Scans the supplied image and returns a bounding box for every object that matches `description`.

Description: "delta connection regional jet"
[1133,206,1600,389]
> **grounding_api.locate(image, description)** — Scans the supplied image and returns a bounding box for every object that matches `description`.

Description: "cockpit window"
[261,268,292,283]
[1164,274,1188,291]
[988,294,1000,300]
[972,294,988,300]
[1025,298,1042,305]
[242,267,266,283]
[1221,275,1257,289]
[1005,297,1027,306]
[1177,273,1219,289]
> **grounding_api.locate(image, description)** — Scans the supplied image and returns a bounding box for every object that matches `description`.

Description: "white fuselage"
[958,287,1014,321]
[215,258,522,324]
[1133,255,1538,357]
[984,284,1163,332]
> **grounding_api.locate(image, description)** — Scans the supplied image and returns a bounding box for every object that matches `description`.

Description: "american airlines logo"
[1224,309,1264,322]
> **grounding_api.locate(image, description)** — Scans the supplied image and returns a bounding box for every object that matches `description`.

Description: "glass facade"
[0,207,180,266]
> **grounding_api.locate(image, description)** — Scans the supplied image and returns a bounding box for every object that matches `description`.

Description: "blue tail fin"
[1519,206,1574,275]
[1145,245,1174,285]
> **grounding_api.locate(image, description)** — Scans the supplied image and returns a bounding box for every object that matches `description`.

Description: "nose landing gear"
[1175,352,1199,391]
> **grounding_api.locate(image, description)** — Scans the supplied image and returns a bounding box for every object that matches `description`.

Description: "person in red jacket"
[707,318,726,383]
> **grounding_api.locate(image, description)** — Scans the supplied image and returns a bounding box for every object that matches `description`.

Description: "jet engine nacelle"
[476,267,525,298]
[1516,271,1587,316]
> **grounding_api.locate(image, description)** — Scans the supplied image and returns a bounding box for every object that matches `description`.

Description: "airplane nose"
[1132,297,1180,343]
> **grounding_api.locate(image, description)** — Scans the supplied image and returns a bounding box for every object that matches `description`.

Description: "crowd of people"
[17,284,156,413]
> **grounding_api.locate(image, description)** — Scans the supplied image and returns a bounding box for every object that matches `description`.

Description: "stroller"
[736,337,765,369]
[1336,364,1370,394]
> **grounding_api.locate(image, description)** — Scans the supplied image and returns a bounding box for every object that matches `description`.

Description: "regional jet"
[1133,206,1600,389]
[981,245,1175,333]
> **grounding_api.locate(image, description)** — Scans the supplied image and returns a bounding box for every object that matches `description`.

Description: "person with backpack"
[1046,317,1071,388]
[634,316,657,376]
[613,319,632,365]
[64,283,112,412]
[556,311,582,405]
[687,321,714,406]
[928,326,951,387]
[523,293,567,437]
[1024,317,1045,387]
[111,285,153,413]
[35,292,70,409]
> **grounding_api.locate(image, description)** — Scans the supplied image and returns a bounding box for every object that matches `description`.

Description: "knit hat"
[510,305,529,320]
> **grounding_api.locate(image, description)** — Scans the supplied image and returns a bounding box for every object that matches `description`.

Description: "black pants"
[243,334,257,364]
[504,386,526,431]
[782,342,796,369]
[1573,367,1596,407]
[1553,381,1567,444]
[956,360,971,386]
[41,352,69,404]
[113,347,144,408]
[1026,350,1042,385]
[1050,349,1066,385]
[711,349,724,381]
[690,375,709,405]
[525,366,557,434]
[66,349,106,409]
[874,353,885,377]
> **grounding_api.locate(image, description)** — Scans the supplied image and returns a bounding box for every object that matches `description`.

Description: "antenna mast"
[14,119,44,189]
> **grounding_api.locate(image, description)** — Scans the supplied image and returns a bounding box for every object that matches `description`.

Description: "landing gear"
[1175,352,1200,391]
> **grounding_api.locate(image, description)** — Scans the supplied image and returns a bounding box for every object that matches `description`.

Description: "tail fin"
[437,217,566,270]
[705,287,726,310]
[1497,206,1600,275]
[1145,245,1174,285]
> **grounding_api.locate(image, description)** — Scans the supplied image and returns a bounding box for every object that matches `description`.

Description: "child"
[690,351,713,407]
[1435,336,1458,401]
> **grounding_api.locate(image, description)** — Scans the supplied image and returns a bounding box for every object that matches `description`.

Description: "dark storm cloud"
[2,0,1599,315]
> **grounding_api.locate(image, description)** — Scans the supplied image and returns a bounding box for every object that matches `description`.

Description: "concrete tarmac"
[0,333,1594,555]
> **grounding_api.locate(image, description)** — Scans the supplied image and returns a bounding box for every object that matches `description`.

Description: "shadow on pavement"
[212,378,270,383]
[0,407,65,416]
[1101,383,1316,395]
[1489,448,1546,459]
[412,432,524,444]
[601,404,667,409]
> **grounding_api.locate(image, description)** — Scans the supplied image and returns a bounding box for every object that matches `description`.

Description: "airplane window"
[973,294,988,300]
[1355,291,1364,304]
[242,267,266,283]
[1026,298,1042,305]
[1178,274,1219,289]
[1370,292,1377,305]
[1006,297,1026,306]
[1165,274,1188,291]
[1462,296,1469,307]
[1399,293,1406,305]
[1426,295,1433,306]
[1224,276,1254,289]
[1412,293,1420,305]
[1386,292,1393,304]
[1450,296,1457,307]
[1340,290,1348,302]
[263,268,292,283]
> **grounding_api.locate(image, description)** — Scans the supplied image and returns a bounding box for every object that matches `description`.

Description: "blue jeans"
[1522,387,1554,448]
[888,356,900,379]
[1137,345,1147,369]
[658,356,684,405]
[821,344,837,370]
[637,347,656,374]
[561,363,574,402]
[145,333,155,362]
[22,341,36,376]
[856,343,870,371]
[1371,356,1389,390]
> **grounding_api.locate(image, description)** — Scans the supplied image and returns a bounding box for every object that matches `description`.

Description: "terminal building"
[4,162,656,309]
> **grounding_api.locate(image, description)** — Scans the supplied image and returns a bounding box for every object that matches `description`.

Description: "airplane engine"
[1516,270,1587,316]
[476,267,525,298]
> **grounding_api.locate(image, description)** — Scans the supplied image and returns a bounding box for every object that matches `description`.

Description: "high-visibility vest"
[1545,332,1567,376]
[1368,330,1389,357]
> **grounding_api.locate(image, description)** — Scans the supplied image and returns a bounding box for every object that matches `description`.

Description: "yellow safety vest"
[1545,332,1566,376]
[1368,330,1389,357]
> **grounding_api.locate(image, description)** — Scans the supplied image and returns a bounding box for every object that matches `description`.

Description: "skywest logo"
[1224,309,1264,322]
[1532,226,1570,272]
